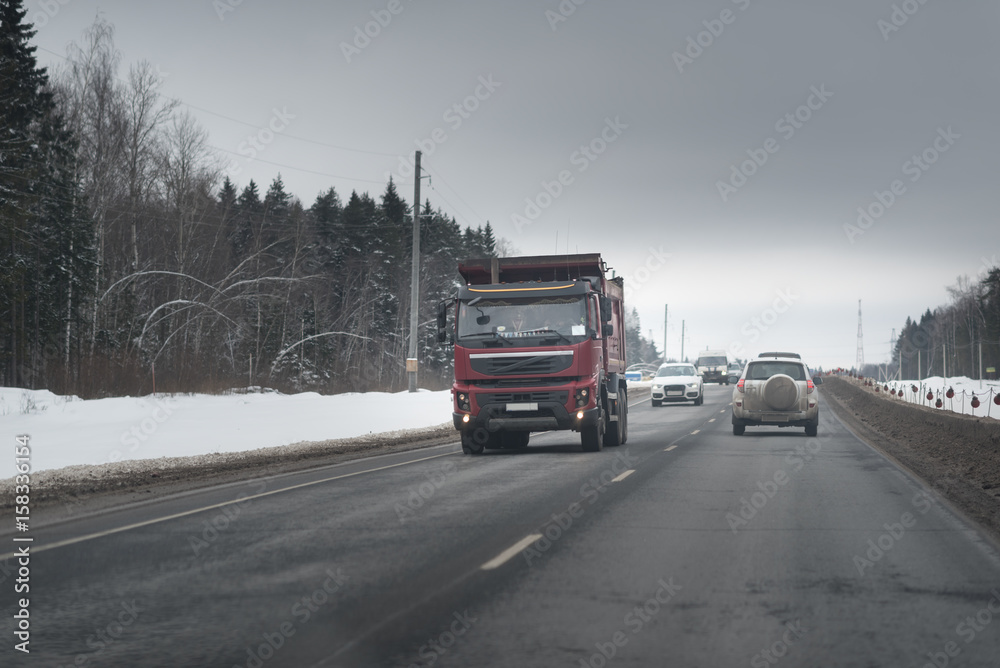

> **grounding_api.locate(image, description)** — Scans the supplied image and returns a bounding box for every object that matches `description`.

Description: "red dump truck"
[437,254,628,454]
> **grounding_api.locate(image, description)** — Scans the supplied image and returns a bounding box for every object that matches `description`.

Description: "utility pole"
[663,304,668,363]
[407,151,422,392]
[979,340,983,387]
[680,319,685,363]
[856,299,864,374]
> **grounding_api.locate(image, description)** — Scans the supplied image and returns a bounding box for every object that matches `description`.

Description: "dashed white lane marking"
[481,533,544,570]
[664,445,677,452]
[612,469,635,483]
[691,429,700,435]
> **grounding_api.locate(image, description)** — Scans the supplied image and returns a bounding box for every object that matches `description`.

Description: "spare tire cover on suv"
[763,374,798,410]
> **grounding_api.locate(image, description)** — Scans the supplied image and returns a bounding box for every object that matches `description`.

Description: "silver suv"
[731,356,818,436]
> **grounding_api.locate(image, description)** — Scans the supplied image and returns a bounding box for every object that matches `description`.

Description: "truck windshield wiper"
[532,328,572,344]
[461,331,515,346]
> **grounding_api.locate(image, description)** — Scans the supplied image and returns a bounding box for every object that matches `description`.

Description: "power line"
[25,44,482,229]
[421,162,487,228]
[210,144,388,186]
[33,45,400,160]
[179,101,399,157]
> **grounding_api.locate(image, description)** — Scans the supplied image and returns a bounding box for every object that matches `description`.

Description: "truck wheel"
[604,389,625,447]
[581,423,603,451]
[461,429,487,455]
[581,405,605,452]
[620,392,628,444]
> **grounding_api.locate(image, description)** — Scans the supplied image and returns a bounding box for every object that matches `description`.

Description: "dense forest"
[888,268,1000,381]
[1,6,660,397]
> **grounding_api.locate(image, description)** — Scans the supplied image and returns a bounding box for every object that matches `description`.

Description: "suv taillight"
[807,378,815,394]
[736,379,745,393]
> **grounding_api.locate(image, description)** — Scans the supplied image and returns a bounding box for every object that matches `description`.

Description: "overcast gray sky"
[31,0,1000,371]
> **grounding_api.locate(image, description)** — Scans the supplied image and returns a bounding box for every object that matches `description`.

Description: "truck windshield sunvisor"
[457,282,589,300]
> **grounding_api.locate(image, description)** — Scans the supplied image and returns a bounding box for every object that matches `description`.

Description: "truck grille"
[470,352,573,376]
[477,391,569,406]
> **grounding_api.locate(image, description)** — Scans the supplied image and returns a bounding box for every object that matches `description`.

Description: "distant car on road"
[651,363,704,406]
[732,355,818,436]
[626,362,659,382]
[696,349,729,384]
[727,362,742,383]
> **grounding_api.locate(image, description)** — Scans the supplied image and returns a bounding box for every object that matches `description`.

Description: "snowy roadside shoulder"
[0,386,454,479]
[0,386,457,511]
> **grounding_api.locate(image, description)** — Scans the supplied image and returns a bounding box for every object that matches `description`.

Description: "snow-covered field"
[880,376,1000,420]
[0,387,452,480]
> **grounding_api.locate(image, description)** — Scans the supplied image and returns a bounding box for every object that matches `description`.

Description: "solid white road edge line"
[0,451,457,560]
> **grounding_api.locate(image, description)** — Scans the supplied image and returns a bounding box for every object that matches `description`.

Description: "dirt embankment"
[821,376,1000,537]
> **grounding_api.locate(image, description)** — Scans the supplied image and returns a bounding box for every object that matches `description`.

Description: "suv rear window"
[747,362,805,381]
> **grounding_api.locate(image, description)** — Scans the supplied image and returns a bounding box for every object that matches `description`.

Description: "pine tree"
[230,179,261,260]
[482,221,496,256]
[0,0,93,387]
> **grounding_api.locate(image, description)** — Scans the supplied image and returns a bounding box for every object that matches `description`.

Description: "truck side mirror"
[602,323,614,337]
[599,296,613,323]
[436,300,453,344]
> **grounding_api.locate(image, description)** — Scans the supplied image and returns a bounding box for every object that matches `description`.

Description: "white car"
[731,355,819,436]
[651,363,704,406]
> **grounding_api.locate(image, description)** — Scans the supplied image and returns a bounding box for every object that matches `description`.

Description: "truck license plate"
[506,403,538,411]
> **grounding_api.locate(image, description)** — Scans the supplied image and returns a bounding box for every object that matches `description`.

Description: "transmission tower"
[856,299,864,373]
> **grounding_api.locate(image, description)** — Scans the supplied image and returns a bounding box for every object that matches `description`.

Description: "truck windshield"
[457,296,587,345]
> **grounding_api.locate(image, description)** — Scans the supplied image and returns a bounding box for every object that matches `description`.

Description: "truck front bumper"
[454,404,600,434]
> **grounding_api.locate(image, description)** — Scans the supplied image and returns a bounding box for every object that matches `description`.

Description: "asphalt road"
[5,384,1000,667]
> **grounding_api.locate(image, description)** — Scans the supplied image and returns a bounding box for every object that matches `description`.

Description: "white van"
[696,349,729,384]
